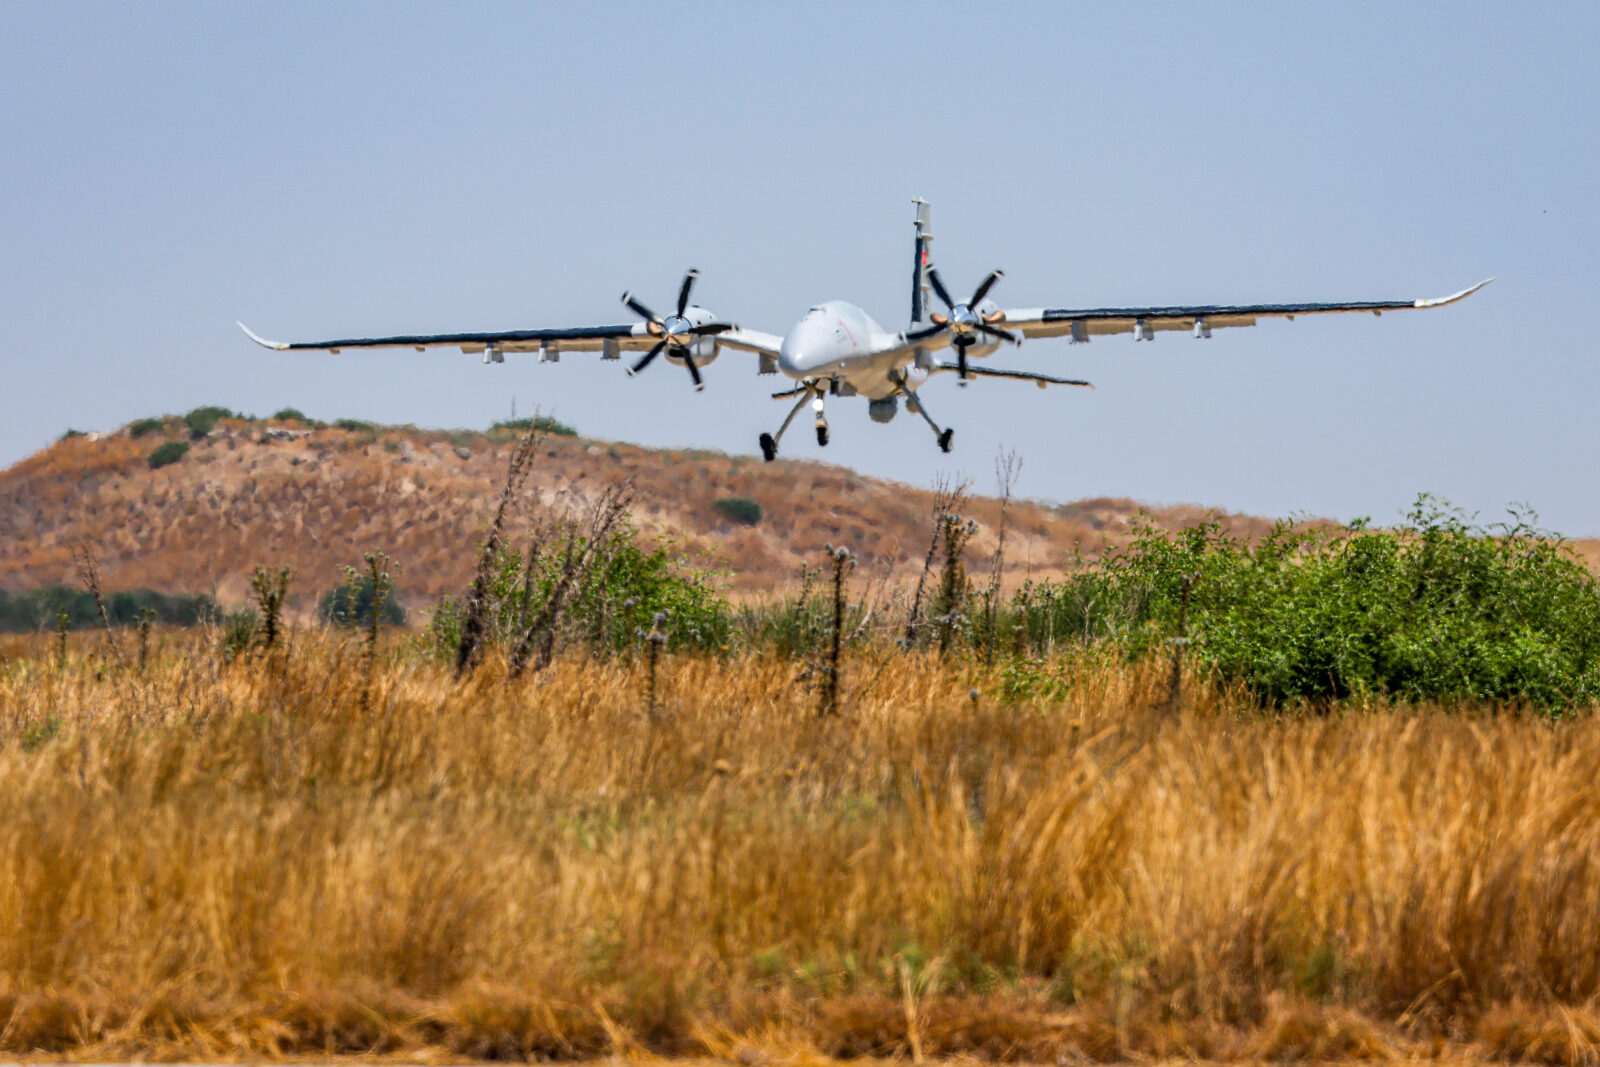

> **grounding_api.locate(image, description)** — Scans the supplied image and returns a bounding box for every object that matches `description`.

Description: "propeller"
[923,266,1021,385]
[620,268,732,392]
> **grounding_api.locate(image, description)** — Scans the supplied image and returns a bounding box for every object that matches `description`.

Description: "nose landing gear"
[759,383,819,463]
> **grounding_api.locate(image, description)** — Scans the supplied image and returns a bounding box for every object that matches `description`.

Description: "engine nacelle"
[664,304,723,367]
[665,338,719,368]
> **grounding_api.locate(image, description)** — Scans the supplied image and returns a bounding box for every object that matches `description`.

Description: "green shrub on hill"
[147,440,190,469]
[272,407,308,422]
[0,586,218,633]
[320,574,405,629]
[128,417,167,438]
[334,418,373,432]
[490,415,577,437]
[713,497,763,526]
[183,406,234,436]
[1011,495,1600,710]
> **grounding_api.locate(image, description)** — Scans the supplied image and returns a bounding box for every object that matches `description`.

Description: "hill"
[3,414,1563,614]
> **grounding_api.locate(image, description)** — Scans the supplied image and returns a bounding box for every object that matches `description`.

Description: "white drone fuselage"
[774,299,999,400]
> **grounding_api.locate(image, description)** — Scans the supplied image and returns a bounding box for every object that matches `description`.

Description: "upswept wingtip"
[1416,278,1493,309]
[237,321,289,351]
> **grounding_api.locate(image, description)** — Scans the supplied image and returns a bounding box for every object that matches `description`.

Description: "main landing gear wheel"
[938,428,954,453]
[759,433,777,463]
[816,424,829,447]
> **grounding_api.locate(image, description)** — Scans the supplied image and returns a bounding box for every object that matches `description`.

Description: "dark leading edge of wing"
[1035,279,1492,324]
[1039,299,1415,322]
[238,322,637,352]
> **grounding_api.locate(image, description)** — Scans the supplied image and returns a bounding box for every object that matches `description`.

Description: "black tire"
[759,433,777,463]
[938,428,954,453]
[816,424,829,447]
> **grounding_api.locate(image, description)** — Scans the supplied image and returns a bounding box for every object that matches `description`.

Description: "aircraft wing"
[238,320,656,356]
[997,280,1491,342]
[713,327,784,358]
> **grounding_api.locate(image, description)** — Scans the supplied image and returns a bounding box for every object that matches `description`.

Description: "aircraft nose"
[779,323,821,376]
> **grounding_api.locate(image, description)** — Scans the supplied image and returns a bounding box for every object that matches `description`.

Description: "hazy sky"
[3,3,1597,531]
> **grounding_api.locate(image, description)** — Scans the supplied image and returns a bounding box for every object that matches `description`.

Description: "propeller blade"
[628,339,667,376]
[690,322,733,335]
[975,322,1021,346]
[683,350,703,391]
[969,269,1004,306]
[926,267,956,311]
[621,291,659,323]
[955,340,970,382]
[677,268,698,317]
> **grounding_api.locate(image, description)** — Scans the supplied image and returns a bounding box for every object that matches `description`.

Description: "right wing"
[998,280,1491,341]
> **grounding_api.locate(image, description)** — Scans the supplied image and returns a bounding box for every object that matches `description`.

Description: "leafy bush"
[147,440,190,469]
[272,407,308,422]
[428,521,729,658]
[59,429,86,441]
[320,574,405,629]
[734,562,869,657]
[218,609,260,661]
[334,418,373,432]
[1011,496,1600,710]
[713,497,763,526]
[128,417,167,438]
[184,406,234,436]
[0,586,219,633]
[491,415,577,437]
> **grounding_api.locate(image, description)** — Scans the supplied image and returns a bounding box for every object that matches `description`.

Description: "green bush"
[184,406,234,436]
[428,521,729,658]
[148,440,190,469]
[491,415,577,437]
[128,417,167,438]
[320,574,405,629]
[734,562,869,657]
[713,497,763,526]
[59,429,86,442]
[334,418,374,432]
[1010,495,1600,711]
[272,407,308,423]
[0,586,219,633]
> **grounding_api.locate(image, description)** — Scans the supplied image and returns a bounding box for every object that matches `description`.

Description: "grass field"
[5,629,1600,1063]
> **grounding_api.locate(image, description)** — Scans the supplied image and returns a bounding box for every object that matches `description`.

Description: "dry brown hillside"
[10,415,1571,612]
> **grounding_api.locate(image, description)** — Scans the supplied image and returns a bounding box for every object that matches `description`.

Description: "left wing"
[238,320,653,357]
[998,279,1491,342]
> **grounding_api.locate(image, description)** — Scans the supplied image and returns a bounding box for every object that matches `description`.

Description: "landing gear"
[759,387,814,463]
[812,394,829,447]
[894,370,956,455]
[816,424,829,447]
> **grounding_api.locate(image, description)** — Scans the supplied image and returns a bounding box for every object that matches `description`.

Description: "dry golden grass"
[5,629,1600,1062]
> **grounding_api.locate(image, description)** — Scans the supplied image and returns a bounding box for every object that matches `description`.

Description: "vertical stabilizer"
[910,197,933,328]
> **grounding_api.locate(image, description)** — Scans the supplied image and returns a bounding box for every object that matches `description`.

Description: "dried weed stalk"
[456,420,545,677]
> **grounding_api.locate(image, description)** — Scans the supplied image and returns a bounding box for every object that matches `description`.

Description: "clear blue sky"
[3,3,1596,531]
